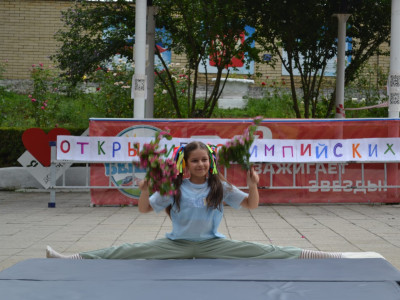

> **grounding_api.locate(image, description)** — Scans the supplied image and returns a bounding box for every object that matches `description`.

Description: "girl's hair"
[166,141,226,216]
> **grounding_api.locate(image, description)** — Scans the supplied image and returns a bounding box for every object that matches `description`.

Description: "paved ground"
[1,191,400,272]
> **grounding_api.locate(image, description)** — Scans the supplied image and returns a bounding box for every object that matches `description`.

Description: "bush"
[153,63,190,118]
[0,127,87,168]
[90,57,134,118]
[212,93,296,118]
[0,128,26,167]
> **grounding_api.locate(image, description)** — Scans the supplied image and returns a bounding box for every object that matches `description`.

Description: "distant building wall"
[0,0,73,80]
[0,0,390,90]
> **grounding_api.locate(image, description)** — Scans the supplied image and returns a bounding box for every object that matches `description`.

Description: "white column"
[334,14,350,119]
[389,0,400,118]
[132,0,147,119]
[145,5,155,118]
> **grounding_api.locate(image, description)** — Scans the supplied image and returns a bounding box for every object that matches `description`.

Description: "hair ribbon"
[206,144,218,175]
[173,146,186,174]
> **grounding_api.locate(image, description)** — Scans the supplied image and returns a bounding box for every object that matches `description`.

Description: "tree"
[325,0,391,117]
[53,0,258,118]
[248,0,390,118]
[52,0,135,85]
[248,0,340,118]
[153,0,258,117]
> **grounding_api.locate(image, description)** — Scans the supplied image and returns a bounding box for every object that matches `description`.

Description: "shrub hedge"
[0,127,87,167]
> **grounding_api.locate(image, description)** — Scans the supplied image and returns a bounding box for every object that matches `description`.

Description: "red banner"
[89,119,400,205]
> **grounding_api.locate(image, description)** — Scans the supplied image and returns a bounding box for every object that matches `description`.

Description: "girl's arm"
[240,166,260,210]
[138,180,154,213]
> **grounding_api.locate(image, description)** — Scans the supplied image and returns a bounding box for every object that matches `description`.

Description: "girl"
[46,141,383,260]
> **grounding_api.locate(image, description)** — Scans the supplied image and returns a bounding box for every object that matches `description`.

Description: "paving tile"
[0,191,399,272]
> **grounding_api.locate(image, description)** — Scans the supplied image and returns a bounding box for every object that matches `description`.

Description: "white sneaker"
[341,252,385,259]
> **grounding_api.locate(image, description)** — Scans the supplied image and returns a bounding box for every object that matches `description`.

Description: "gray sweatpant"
[80,238,302,259]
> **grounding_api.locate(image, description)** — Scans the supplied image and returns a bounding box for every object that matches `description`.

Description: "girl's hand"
[247,165,259,187]
[242,165,260,210]
[138,179,149,191]
[138,179,153,213]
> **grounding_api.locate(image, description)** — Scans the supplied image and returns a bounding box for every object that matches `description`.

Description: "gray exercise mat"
[0,258,399,300]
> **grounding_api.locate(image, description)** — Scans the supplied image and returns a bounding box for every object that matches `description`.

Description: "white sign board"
[56,136,400,163]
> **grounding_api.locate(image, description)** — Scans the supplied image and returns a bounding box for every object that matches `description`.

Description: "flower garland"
[217,117,263,170]
[136,129,179,196]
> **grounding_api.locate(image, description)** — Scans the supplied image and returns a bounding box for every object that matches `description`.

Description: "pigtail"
[206,173,224,210]
[204,144,224,210]
[166,146,186,217]
[166,173,183,218]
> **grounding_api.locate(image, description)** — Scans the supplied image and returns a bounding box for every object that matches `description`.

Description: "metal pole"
[48,142,56,208]
[334,13,351,119]
[132,0,147,118]
[145,5,156,118]
[389,0,400,118]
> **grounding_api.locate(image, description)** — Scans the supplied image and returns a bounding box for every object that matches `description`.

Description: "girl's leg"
[195,239,384,259]
[46,246,82,259]
[299,249,341,258]
[47,239,195,259]
[196,238,302,259]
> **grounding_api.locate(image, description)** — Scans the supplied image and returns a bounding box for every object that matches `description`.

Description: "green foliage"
[0,60,9,122]
[344,63,388,118]
[53,0,260,118]
[154,0,259,118]
[0,127,87,168]
[212,95,296,119]
[0,127,26,167]
[344,0,391,86]
[0,90,102,129]
[247,0,390,119]
[153,63,189,118]
[248,0,338,118]
[27,63,55,127]
[1,91,30,127]
[90,58,134,118]
[52,0,135,85]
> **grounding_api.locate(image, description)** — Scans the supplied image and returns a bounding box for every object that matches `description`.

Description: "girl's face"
[186,148,210,184]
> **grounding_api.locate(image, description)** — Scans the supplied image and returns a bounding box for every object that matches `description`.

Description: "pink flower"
[31,98,37,102]
[28,94,32,98]
[41,106,45,110]
[32,64,36,68]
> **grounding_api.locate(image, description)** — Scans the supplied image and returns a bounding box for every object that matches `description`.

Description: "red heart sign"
[22,128,71,167]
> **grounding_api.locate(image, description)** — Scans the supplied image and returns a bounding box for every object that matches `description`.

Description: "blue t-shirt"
[149,179,248,241]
